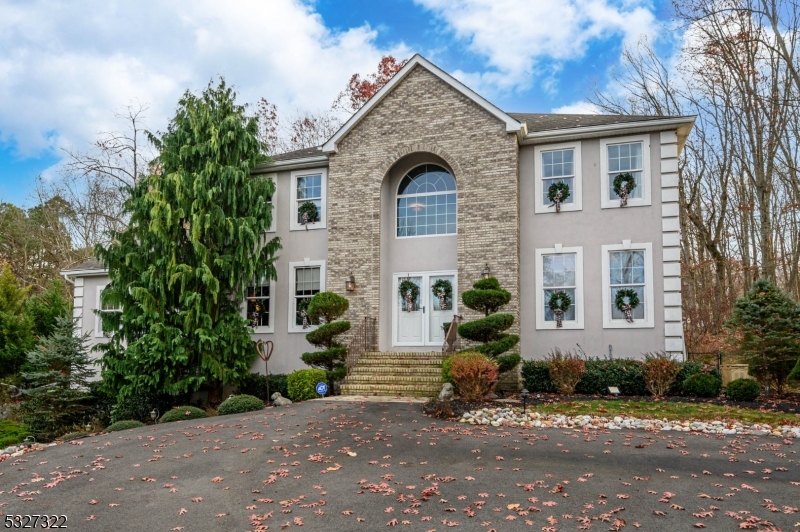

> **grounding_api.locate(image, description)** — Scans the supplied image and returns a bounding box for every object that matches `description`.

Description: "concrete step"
[340,383,441,397]
[354,357,444,366]
[345,374,443,385]
[349,365,442,375]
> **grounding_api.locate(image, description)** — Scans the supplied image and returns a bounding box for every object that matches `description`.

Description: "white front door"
[393,271,457,347]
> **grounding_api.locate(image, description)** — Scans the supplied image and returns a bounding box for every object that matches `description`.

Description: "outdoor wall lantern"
[482,264,490,280]
[151,408,160,424]
[345,273,356,292]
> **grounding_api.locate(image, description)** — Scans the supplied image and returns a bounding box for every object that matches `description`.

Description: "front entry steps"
[340,351,444,398]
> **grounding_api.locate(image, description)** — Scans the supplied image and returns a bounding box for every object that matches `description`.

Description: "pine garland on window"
[547,182,571,213]
[612,173,636,207]
[398,278,420,312]
[547,290,572,328]
[614,288,640,323]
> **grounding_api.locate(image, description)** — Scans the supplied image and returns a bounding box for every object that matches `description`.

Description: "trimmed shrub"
[159,406,207,423]
[449,352,499,402]
[642,352,682,397]
[0,420,30,448]
[58,431,89,442]
[237,373,288,401]
[306,292,349,323]
[726,378,761,402]
[547,348,586,395]
[111,390,180,424]
[217,394,264,416]
[287,369,327,402]
[442,356,455,387]
[574,359,647,396]
[301,292,350,377]
[682,373,722,397]
[496,353,522,374]
[521,361,556,393]
[458,314,514,343]
[105,420,145,432]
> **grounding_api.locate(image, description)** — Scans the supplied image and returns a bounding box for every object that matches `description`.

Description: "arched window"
[397,164,456,237]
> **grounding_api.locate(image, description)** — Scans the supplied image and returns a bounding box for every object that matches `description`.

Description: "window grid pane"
[542,177,575,205]
[295,267,321,326]
[608,142,643,200]
[296,174,322,224]
[609,251,646,320]
[246,276,270,327]
[542,253,577,322]
[398,165,457,237]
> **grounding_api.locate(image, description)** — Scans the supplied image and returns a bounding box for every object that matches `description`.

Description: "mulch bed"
[423,392,800,420]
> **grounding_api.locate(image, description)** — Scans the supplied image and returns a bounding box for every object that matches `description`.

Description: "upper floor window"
[264,173,276,233]
[534,142,582,213]
[95,283,121,337]
[600,135,651,208]
[290,169,327,231]
[397,164,456,237]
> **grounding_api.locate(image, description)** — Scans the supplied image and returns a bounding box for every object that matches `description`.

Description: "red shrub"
[449,352,499,402]
[547,348,586,395]
[642,352,681,397]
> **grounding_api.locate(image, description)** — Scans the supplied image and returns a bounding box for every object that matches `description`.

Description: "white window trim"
[243,278,275,334]
[265,173,277,233]
[600,134,652,209]
[290,169,327,231]
[94,283,121,338]
[534,142,583,214]
[601,242,655,329]
[535,246,584,330]
[288,259,326,333]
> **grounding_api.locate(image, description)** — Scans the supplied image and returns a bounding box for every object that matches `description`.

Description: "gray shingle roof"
[270,146,325,161]
[508,113,681,133]
[63,259,105,272]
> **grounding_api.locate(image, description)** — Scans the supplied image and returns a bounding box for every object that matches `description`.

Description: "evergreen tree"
[25,278,71,339]
[457,277,521,372]
[96,79,281,403]
[18,316,95,441]
[0,264,34,377]
[725,279,800,394]
[300,292,351,381]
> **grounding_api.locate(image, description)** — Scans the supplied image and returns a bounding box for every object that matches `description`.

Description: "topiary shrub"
[496,353,522,374]
[159,406,207,423]
[521,361,556,393]
[449,352,499,402]
[287,369,327,402]
[217,394,264,416]
[237,373,288,402]
[300,292,350,381]
[58,431,89,442]
[458,277,520,372]
[726,378,760,402]
[682,373,722,397]
[0,420,30,448]
[642,352,682,397]
[547,348,585,395]
[105,420,145,432]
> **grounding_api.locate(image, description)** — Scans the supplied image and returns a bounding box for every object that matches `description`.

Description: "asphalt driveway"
[2,399,798,531]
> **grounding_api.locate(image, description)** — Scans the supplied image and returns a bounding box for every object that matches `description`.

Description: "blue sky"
[0,0,676,206]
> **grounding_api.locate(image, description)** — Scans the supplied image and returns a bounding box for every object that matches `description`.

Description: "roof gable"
[321,54,525,154]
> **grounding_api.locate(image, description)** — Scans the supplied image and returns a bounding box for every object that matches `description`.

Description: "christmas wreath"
[548,290,572,328]
[612,173,637,207]
[298,201,319,226]
[399,278,420,312]
[614,288,640,323]
[431,279,453,310]
[547,182,571,213]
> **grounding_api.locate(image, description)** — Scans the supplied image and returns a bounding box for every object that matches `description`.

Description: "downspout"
[61,272,75,285]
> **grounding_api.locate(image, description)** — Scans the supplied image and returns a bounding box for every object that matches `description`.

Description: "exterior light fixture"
[608,386,620,399]
[85,421,92,432]
[345,273,356,292]
[482,264,490,280]
[520,388,530,414]
[151,408,160,424]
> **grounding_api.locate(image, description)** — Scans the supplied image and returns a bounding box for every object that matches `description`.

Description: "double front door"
[393,271,457,347]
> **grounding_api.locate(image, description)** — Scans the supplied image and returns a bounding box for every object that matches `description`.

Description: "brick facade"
[327,65,520,341]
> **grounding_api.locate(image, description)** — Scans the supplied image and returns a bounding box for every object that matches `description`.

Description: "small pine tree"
[0,264,34,377]
[725,279,800,394]
[457,277,520,372]
[18,316,95,441]
[300,292,351,381]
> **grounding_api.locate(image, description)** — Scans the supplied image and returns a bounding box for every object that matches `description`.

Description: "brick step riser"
[354,359,444,365]
[340,386,441,396]
[348,367,442,374]
[345,377,443,384]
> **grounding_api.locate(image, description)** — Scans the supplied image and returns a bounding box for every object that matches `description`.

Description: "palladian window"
[396,164,456,237]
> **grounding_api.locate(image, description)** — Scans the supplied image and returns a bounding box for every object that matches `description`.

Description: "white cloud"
[552,101,602,114]
[414,0,657,96]
[0,0,408,160]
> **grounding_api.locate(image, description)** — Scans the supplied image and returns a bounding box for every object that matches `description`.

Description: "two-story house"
[62,54,694,385]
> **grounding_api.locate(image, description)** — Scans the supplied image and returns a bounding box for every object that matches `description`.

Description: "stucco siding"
[519,133,667,359]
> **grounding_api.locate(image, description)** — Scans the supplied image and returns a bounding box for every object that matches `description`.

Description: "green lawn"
[531,399,799,426]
